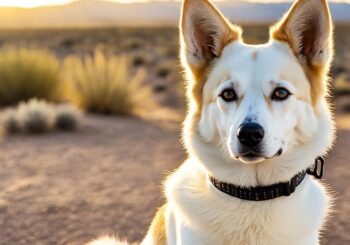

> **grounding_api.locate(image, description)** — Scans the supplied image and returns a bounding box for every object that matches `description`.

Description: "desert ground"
[0,26,349,245]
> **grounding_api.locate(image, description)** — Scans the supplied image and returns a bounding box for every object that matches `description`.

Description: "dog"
[88,0,335,244]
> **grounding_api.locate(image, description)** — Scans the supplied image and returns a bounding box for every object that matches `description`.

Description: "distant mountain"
[0,0,349,28]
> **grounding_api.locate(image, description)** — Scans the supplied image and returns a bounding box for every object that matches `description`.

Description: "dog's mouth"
[236,148,283,163]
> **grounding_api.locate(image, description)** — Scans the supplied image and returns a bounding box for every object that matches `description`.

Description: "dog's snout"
[237,123,265,148]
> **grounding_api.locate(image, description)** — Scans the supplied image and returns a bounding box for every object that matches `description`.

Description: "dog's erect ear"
[270,0,333,104]
[180,0,241,69]
[271,0,333,69]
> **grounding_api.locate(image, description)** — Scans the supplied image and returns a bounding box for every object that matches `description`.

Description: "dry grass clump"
[64,49,151,115]
[0,47,61,105]
[55,104,81,131]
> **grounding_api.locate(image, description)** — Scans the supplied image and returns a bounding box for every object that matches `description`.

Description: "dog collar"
[209,157,324,201]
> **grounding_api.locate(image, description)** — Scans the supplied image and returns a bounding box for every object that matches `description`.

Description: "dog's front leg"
[167,208,206,245]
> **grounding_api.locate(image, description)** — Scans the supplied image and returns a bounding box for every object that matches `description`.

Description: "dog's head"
[180,0,334,168]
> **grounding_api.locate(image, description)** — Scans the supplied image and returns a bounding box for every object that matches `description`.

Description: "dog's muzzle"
[236,123,266,161]
[237,123,264,148]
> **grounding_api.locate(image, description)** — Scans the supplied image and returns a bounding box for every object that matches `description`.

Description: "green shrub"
[0,47,62,106]
[55,104,81,131]
[64,50,151,115]
[17,98,55,134]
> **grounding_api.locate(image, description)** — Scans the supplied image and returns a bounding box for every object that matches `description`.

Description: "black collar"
[209,157,324,201]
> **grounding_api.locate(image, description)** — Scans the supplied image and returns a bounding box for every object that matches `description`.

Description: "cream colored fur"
[88,0,335,244]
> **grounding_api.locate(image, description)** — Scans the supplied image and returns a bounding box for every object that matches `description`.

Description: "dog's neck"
[209,170,308,201]
[208,157,323,201]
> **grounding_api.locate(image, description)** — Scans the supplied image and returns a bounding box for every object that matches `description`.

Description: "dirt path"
[0,113,349,245]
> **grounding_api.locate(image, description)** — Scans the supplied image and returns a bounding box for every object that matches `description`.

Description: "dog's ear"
[270,0,333,103]
[180,0,241,110]
[180,0,241,70]
[271,0,333,67]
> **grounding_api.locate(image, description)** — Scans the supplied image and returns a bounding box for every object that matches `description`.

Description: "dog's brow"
[270,80,279,86]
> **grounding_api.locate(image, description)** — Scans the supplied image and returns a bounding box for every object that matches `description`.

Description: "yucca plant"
[0,47,62,106]
[64,50,151,115]
[17,98,55,134]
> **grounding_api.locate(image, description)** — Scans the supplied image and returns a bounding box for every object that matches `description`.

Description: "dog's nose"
[237,123,264,148]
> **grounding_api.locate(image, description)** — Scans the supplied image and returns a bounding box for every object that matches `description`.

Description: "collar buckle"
[307,156,324,179]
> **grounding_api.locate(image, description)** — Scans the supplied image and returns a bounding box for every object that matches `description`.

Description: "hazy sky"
[0,0,348,8]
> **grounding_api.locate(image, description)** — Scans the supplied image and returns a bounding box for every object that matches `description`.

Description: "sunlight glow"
[0,0,73,8]
[0,0,152,8]
[0,0,349,8]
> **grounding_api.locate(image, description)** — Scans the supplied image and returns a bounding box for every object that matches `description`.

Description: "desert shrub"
[342,101,350,113]
[124,39,142,50]
[17,99,55,133]
[60,38,75,48]
[153,82,168,93]
[1,101,81,134]
[132,51,154,67]
[0,47,62,105]
[64,50,151,115]
[157,66,172,78]
[156,60,178,79]
[133,55,146,67]
[334,73,350,96]
[1,109,20,133]
[55,104,81,131]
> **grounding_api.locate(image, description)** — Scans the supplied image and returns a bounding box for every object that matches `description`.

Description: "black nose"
[237,123,265,148]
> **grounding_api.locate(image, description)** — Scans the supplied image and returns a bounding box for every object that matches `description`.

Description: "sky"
[0,0,147,8]
[0,0,348,8]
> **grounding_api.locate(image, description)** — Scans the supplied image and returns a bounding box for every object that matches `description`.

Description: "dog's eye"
[271,87,291,101]
[220,88,237,102]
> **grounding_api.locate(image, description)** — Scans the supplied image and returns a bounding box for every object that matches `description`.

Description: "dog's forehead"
[207,41,311,100]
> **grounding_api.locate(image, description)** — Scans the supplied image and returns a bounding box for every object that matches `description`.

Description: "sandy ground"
[0,110,349,245]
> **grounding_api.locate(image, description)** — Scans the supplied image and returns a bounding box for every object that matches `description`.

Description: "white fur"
[191,40,334,185]
[165,160,329,245]
[87,236,129,245]
[88,0,335,244]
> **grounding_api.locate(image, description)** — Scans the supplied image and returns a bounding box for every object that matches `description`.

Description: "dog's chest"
[166,163,328,245]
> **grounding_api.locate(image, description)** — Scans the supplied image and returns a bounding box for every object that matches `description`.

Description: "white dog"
[89,0,335,244]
